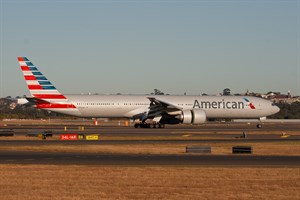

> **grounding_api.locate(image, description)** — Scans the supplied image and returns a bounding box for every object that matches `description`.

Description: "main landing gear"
[134,123,165,128]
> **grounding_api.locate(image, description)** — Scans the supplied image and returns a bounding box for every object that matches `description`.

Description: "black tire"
[141,124,149,128]
[257,124,262,128]
[158,124,165,128]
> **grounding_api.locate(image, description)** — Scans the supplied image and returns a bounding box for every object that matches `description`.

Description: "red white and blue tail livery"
[18,57,80,115]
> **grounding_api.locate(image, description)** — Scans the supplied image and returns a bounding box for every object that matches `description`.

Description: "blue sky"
[0,0,299,97]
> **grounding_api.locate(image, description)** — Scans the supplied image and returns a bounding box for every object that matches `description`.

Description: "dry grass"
[210,142,300,155]
[0,142,299,155]
[0,165,299,200]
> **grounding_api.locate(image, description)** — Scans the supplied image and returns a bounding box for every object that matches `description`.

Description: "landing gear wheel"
[158,124,165,128]
[257,124,262,128]
[135,123,161,128]
[151,124,157,128]
[141,124,150,128]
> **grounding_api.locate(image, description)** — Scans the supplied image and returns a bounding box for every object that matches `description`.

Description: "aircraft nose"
[273,105,280,114]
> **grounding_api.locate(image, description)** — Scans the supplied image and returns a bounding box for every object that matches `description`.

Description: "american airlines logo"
[193,98,256,110]
[243,98,256,109]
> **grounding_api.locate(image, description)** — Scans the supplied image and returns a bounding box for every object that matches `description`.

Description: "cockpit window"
[272,103,276,106]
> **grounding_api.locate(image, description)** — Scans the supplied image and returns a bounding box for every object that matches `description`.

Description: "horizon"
[1,89,298,99]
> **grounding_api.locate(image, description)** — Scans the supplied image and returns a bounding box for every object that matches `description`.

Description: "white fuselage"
[46,95,279,119]
[17,57,280,123]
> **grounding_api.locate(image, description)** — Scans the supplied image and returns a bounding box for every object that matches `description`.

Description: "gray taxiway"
[0,122,299,166]
[0,151,299,166]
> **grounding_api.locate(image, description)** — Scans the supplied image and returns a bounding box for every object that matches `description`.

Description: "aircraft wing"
[146,97,182,119]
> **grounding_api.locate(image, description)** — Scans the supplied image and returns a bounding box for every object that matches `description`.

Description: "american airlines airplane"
[17,57,280,128]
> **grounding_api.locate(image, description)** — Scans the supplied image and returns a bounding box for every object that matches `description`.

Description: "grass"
[1,121,299,199]
[0,165,299,200]
[0,142,299,155]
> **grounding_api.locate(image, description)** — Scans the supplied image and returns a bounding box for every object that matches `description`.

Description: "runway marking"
[281,135,290,138]
[182,134,190,137]
[172,132,214,134]
[4,160,16,162]
[281,132,290,138]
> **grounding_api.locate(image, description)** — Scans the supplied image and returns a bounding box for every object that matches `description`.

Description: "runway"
[0,151,299,166]
[3,121,300,132]
[1,122,300,142]
[0,138,299,146]
[0,122,299,166]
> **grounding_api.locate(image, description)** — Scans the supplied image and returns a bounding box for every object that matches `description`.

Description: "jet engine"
[180,109,206,124]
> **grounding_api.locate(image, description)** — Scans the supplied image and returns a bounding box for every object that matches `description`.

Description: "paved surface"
[0,138,299,146]
[2,122,300,132]
[0,122,299,146]
[0,123,299,166]
[1,123,300,140]
[0,151,299,166]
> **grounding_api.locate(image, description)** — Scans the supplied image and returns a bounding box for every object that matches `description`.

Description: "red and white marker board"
[60,134,78,140]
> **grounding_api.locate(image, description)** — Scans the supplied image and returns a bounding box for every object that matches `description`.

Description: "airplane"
[17,57,280,128]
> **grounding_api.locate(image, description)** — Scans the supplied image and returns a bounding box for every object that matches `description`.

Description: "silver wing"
[145,97,182,120]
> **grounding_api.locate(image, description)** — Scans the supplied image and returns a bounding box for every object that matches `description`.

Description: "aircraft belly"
[78,107,131,118]
[205,109,263,119]
[43,108,82,117]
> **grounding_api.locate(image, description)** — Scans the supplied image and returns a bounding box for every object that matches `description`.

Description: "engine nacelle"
[181,109,206,124]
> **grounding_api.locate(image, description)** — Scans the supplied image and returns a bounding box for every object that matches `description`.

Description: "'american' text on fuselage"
[193,100,245,109]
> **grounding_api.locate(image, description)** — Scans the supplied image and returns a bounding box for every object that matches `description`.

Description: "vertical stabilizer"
[17,57,78,111]
[17,57,67,101]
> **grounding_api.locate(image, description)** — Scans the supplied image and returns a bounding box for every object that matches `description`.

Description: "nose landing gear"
[257,124,262,128]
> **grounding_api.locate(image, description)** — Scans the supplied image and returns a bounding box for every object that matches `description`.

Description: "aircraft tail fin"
[17,57,67,101]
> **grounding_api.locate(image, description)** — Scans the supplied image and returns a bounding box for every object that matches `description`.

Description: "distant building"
[269,92,300,104]
[240,90,300,104]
